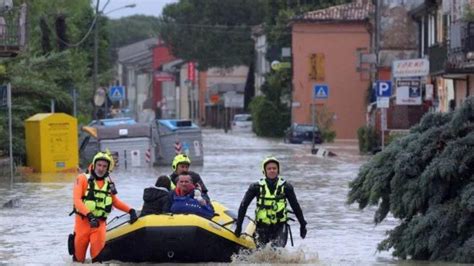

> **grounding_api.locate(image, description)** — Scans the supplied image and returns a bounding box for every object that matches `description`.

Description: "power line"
[158,21,255,31]
[52,0,113,48]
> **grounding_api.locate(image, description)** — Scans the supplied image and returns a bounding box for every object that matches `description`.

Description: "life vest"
[255,177,287,225]
[80,174,113,219]
[169,175,176,190]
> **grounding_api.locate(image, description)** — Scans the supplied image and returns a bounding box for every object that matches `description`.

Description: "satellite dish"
[94,88,106,107]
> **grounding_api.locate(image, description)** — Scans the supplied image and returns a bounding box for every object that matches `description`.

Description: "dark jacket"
[236,177,306,227]
[140,187,171,217]
[170,171,208,193]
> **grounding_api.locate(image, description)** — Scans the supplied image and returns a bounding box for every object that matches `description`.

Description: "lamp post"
[93,2,136,119]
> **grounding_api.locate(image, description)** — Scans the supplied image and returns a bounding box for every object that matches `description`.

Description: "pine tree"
[347,96,474,262]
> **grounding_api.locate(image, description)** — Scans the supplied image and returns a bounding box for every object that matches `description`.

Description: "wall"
[254,34,269,95]
[136,73,152,121]
[292,22,371,139]
[206,66,248,88]
[378,0,422,67]
[152,43,175,70]
[178,65,190,119]
[152,43,175,116]
[126,66,136,115]
[198,71,207,124]
[203,66,248,128]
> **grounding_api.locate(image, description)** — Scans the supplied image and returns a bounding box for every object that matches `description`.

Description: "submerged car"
[231,114,252,132]
[284,123,322,144]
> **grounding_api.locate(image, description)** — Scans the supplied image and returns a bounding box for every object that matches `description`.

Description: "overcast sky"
[101,0,178,19]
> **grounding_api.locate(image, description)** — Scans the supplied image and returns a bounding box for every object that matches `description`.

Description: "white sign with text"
[393,59,429,78]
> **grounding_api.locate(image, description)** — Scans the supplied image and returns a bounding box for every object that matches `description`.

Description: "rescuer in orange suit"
[71,152,137,263]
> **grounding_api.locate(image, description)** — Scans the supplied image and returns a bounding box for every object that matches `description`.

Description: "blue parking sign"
[376,81,392,97]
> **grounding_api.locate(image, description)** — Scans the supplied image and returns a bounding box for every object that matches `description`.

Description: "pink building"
[291,1,373,139]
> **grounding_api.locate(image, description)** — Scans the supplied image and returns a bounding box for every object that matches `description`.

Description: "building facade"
[291,1,373,139]
[116,38,158,122]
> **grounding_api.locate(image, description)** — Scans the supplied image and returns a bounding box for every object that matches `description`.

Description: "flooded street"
[0,129,399,264]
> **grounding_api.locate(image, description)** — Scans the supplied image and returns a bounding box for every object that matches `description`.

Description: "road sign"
[187,62,195,82]
[313,84,329,99]
[393,59,429,78]
[377,97,389,108]
[396,79,421,105]
[154,72,175,82]
[109,86,125,101]
[224,92,244,108]
[271,60,291,71]
[376,81,392,97]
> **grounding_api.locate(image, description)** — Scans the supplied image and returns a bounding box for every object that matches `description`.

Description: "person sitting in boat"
[170,172,214,219]
[170,154,210,201]
[140,175,172,217]
[234,156,307,248]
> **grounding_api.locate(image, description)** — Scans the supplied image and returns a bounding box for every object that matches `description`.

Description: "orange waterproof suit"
[73,173,131,262]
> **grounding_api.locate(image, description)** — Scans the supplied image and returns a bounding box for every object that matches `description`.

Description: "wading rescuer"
[69,152,138,263]
[234,156,307,247]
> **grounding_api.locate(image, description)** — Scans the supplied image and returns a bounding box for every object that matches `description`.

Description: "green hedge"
[249,96,289,137]
[357,125,377,153]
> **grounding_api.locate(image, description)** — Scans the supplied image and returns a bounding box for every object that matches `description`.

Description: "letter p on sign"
[376,81,392,97]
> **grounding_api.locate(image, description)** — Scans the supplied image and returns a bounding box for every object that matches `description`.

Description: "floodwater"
[0,129,405,264]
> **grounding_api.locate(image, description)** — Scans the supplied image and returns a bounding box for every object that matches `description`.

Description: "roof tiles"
[294,2,374,22]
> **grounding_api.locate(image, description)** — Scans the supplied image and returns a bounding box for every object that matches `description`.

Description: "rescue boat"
[96,201,256,263]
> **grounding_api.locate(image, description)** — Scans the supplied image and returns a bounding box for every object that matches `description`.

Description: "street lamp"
[104,4,137,15]
[93,1,136,119]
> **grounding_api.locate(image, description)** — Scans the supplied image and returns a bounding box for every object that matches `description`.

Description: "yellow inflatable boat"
[96,201,256,263]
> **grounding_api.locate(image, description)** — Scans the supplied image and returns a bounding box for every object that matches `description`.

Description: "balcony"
[0,4,27,57]
[463,22,474,53]
[428,43,447,74]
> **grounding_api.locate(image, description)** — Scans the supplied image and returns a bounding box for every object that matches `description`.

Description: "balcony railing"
[0,4,27,57]
[428,43,447,74]
[463,22,474,53]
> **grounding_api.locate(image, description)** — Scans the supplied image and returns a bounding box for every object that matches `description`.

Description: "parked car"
[231,114,252,132]
[284,123,322,144]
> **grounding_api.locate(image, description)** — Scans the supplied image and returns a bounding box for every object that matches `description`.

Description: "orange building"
[291,1,373,139]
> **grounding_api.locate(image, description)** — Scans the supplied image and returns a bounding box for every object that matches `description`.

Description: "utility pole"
[375,0,385,150]
[92,2,135,120]
[375,0,380,81]
[7,83,13,188]
[93,0,100,120]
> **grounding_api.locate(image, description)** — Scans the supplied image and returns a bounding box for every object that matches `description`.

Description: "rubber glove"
[129,209,138,224]
[234,224,242,237]
[300,225,307,239]
[87,213,99,228]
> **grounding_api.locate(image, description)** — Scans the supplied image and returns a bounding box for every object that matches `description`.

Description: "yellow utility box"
[25,113,78,173]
